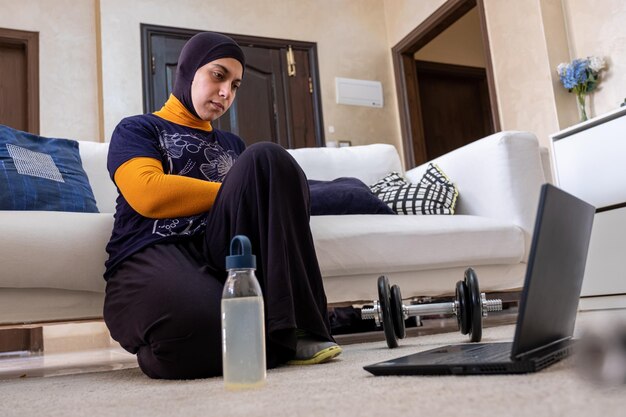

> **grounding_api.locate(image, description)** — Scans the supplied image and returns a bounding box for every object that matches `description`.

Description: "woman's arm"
[114,157,221,219]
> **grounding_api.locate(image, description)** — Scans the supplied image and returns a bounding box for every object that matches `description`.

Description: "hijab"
[154,32,245,131]
[172,32,246,119]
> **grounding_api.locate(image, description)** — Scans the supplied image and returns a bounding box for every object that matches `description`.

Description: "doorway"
[392,0,500,168]
[416,60,492,159]
[141,24,325,149]
[0,28,39,134]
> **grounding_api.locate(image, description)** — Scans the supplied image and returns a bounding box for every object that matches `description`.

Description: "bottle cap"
[225,235,256,270]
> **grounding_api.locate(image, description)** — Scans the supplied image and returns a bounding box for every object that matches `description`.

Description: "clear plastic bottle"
[221,235,266,390]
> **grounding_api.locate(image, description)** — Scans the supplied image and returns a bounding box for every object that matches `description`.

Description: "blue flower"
[556,56,606,122]
[556,56,606,94]
[572,59,589,83]
[559,64,576,89]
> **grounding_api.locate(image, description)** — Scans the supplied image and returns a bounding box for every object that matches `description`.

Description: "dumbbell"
[360,268,503,348]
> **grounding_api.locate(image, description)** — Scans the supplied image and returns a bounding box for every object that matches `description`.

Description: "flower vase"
[576,93,589,122]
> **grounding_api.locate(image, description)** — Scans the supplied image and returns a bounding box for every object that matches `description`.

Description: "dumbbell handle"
[404,301,456,317]
[405,297,502,317]
[361,295,503,321]
[360,301,455,320]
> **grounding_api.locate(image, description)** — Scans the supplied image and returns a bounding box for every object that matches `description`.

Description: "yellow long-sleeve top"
[114,157,221,219]
[113,94,220,219]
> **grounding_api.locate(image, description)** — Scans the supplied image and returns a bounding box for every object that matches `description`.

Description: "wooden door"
[0,28,39,134]
[213,45,286,147]
[148,35,188,113]
[142,25,324,148]
[415,60,493,160]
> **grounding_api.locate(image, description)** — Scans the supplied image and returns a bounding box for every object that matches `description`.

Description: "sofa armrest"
[405,131,546,258]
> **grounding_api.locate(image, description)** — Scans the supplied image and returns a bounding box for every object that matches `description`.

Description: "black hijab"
[172,32,246,119]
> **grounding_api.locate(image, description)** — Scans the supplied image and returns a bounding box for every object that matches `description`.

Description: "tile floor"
[1,303,624,380]
[0,345,138,379]
[0,320,138,380]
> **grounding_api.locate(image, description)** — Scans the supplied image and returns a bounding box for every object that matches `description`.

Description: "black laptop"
[364,183,595,375]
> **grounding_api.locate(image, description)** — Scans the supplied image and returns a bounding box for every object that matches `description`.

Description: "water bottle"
[221,235,266,390]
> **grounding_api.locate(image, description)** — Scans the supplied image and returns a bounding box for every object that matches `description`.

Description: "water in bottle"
[221,235,266,390]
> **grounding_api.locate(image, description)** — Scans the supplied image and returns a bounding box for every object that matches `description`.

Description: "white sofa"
[0,131,550,324]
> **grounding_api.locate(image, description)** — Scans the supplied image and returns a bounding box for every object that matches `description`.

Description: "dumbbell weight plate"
[377,275,398,348]
[464,267,482,342]
[455,280,470,335]
[390,284,406,340]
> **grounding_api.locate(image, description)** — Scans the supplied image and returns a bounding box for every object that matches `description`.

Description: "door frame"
[0,27,39,134]
[140,24,325,146]
[391,0,500,168]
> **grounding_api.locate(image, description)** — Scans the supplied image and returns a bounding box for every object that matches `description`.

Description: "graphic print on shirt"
[199,145,237,182]
[151,130,238,238]
[151,216,204,237]
[159,131,203,174]
[158,130,237,181]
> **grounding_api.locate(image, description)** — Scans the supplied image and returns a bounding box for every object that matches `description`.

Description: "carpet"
[1,313,625,417]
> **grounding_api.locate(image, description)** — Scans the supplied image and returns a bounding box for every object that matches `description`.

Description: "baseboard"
[579,294,626,311]
[0,327,43,354]
[42,320,116,353]
[0,320,117,355]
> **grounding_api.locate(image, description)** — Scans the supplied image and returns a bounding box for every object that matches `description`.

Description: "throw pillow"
[0,125,99,212]
[370,164,458,215]
[309,177,395,216]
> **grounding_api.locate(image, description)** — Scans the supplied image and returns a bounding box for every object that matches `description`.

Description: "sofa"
[0,131,551,325]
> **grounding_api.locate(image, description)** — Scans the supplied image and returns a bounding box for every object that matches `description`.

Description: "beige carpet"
[1,312,625,417]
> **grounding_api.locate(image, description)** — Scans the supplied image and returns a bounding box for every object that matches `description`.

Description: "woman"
[103,32,341,380]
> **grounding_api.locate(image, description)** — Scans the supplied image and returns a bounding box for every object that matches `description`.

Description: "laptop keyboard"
[429,342,513,363]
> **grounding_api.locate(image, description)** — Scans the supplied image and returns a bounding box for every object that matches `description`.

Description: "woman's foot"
[287,337,342,365]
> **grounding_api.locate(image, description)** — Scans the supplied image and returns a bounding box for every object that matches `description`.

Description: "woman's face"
[191,58,243,121]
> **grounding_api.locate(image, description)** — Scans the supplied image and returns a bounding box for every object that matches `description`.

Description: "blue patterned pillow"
[0,125,99,212]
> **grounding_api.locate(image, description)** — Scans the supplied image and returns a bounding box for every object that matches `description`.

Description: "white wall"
[482,0,562,146]
[383,0,626,149]
[0,0,401,148]
[540,0,577,129]
[2,0,623,154]
[383,0,447,47]
[0,0,100,141]
[414,7,486,68]
[99,0,400,148]
[563,0,626,119]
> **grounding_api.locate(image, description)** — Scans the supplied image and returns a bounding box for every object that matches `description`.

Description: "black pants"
[103,142,333,379]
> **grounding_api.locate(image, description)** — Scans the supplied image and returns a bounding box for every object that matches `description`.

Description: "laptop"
[364,183,595,375]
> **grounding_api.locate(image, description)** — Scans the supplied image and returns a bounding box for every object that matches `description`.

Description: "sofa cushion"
[370,164,458,215]
[0,125,99,212]
[310,214,525,277]
[309,177,395,215]
[0,211,112,293]
[287,144,403,185]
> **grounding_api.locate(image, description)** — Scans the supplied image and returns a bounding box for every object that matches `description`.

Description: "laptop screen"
[511,184,595,358]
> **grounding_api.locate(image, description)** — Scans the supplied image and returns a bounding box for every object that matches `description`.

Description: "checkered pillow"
[370,164,458,215]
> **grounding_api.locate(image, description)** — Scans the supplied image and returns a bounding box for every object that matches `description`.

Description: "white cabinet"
[582,207,626,296]
[550,107,626,303]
